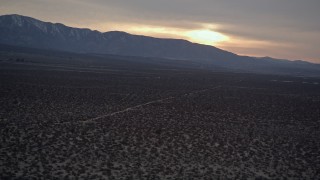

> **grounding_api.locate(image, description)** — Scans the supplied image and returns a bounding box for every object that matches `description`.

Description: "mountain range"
[0,14,319,76]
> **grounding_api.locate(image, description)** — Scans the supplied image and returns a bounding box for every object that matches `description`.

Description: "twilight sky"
[1,0,319,63]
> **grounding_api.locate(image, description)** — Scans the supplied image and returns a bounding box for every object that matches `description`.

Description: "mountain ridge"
[0,14,319,76]
[0,14,239,59]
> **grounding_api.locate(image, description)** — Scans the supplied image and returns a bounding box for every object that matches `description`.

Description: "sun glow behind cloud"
[98,23,230,46]
[133,27,230,46]
[184,30,229,45]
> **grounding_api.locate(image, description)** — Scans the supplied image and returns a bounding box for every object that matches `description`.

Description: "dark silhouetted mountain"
[1,14,319,76]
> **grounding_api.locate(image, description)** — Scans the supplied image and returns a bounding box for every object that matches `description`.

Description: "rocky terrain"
[0,54,319,179]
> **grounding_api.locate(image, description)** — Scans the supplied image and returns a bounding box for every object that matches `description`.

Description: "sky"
[1,0,319,63]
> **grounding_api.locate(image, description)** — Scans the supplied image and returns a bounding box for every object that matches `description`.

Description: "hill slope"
[0,14,319,76]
